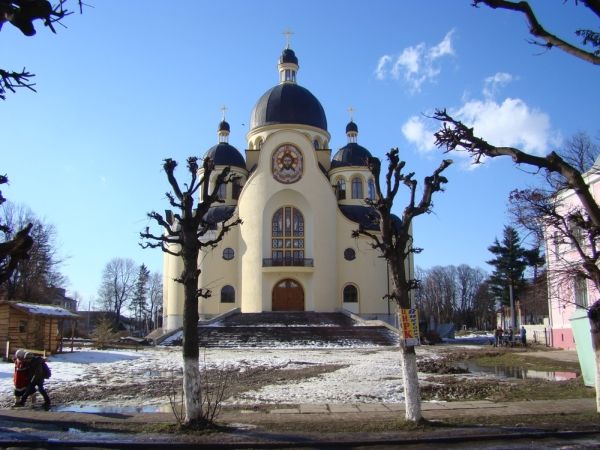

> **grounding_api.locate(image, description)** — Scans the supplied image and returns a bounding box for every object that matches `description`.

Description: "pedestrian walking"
[18,352,51,410]
[12,349,30,406]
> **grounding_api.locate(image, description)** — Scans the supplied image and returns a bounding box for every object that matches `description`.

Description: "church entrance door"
[272,279,304,311]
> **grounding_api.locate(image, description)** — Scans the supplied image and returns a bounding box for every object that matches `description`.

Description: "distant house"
[0,301,80,358]
[544,161,600,349]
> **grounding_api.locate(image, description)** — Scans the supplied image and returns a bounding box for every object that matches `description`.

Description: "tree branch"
[473,0,600,65]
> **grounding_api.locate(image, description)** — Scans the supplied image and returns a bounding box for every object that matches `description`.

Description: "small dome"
[250,83,327,131]
[204,143,246,170]
[218,120,230,133]
[345,121,358,134]
[331,143,372,169]
[280,48,298,65]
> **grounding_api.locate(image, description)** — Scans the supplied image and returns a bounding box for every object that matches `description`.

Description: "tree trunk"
[181,243,202,425]
[397,310,422,422]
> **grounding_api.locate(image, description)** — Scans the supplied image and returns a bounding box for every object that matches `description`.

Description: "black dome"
[205,143,246,169]
[280,48,298,65]
[331,143,372,168]
[250,83,327,131]
[346,121,358,134]
[218,120,230,133]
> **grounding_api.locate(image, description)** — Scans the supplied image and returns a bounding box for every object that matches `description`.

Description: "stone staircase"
[160,311,399,348]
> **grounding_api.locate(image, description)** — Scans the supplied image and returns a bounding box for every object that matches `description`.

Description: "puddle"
[54,404,172,414]
[456,361,579,381]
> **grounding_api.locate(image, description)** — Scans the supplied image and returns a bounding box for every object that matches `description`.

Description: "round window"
[223,248,235,260]
[344,248,356,261]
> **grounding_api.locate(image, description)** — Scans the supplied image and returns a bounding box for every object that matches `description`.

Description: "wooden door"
[272,279,304,311]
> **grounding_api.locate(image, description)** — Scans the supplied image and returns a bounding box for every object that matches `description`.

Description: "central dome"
[250,83,327,131]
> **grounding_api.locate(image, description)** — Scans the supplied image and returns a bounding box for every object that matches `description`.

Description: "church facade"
[162,46,412,332]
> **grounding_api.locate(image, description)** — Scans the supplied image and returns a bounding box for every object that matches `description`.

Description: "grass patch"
[473,351,580,373]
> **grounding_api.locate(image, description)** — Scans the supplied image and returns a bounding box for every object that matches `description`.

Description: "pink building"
[545,162,600,349]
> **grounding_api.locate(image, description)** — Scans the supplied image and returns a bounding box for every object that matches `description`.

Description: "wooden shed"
[0,301,80,358]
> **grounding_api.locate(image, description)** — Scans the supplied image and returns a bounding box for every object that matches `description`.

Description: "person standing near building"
[19,352,51,410]
[520,326,527,347]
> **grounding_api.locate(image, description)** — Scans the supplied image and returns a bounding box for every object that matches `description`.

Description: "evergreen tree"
[131,264,150,334]
[486,225,540,312]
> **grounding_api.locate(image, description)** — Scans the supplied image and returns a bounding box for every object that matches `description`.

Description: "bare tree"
[0,0,84,99]
[472,0,600,66]
[97,257,137,329]
[140,157,241,427]
[0,175,33,286]
[0,202,64,301]
[352,148,451,422]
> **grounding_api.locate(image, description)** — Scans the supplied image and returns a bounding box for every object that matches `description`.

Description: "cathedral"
[162,45,413,332]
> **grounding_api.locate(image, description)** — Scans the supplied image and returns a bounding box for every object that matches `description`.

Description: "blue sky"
[1,1,598,306]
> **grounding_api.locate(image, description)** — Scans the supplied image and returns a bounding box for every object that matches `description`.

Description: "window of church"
[336,179,346,200]
[351,177,363,199]
[344,248,356,261]
[271,206,304,266]
[368,179,375,200]
[221,285,235,303]
[343,285,358,303]
[223,248,235,260]
[232,179,242,200]
[217,182,227,200]
[313,139,319,149]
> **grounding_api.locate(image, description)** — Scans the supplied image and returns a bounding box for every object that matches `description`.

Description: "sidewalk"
[0,398,595,426]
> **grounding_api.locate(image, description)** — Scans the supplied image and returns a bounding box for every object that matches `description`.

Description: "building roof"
[331,143,372,169]
[250,83,328,131]
[2,301,80,319]
[280,48,298,65]
[204,143,246,169]
[338,205,401,232]
[203,206,236,230]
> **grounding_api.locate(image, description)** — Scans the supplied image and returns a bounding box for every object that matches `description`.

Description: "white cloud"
[456,97,553,154]
[403,74,560,159]
[374,55,392,80]
[401,116,437,152]
[483,72,514,99]
[428,29,455,60]
[375,30,456,93]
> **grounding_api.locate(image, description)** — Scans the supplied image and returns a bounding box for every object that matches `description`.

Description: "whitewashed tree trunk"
[183,356,202,424]
[400,342,422,422]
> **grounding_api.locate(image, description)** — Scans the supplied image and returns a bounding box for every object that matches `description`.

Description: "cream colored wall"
[238,128,338,312]
[335,212,391,315]
[163,242,185,331]
[197,225,241,317]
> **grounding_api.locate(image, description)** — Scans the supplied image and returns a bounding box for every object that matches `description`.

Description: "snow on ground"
[0,345,441,407]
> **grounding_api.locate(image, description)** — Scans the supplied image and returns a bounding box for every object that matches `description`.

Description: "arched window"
[343,285,358,303]
[217,182,227,200]
[257,138,263,150]
[313,139,319,149]
[351,177,363,199]
[221,285,235,303]
[271,206,304,266]
[336,178,346,200]
[368,179,375,200]
[232,178,242,200]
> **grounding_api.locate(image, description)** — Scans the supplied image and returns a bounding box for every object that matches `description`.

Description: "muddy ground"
[40,345,591,408]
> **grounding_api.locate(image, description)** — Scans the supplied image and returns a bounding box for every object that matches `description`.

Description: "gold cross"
[283,28,294,48]
[220,105,228,121]
[347,106,355,121]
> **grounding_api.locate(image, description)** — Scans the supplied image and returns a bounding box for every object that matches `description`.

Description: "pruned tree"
[97,257,137,329]
[352,148,451,422]
[0,0,84,99]
[140,156,241,427]
[472,0,600,66]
